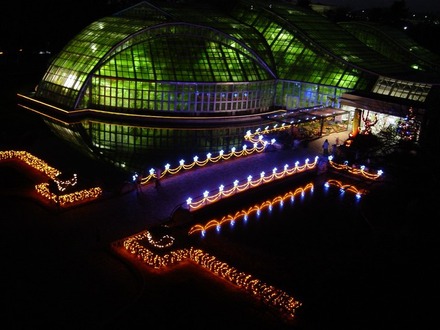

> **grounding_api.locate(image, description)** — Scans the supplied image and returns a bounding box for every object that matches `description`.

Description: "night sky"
[323,0,440,12]
[0,0,111,49]
[1,0,439,51]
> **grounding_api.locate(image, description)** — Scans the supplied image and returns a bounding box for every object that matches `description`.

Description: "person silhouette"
[135,172,144,195]
[155,168,161,189]
[322,139,329,156]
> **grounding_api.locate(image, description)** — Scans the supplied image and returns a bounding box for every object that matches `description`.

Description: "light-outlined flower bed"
[0,150,102,208]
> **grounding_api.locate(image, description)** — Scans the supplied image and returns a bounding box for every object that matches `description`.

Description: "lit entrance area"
[264,106,351,140]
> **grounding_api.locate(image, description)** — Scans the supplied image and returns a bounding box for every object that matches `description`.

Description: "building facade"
[17,0,440,171]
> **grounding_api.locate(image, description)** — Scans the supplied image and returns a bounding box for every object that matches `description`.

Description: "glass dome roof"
[35,2,275,110]
[35,0,437,112]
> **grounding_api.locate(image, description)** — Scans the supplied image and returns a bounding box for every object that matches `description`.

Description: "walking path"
[81,132,349,248]
[1,132,346,244]
[112,134,339,221]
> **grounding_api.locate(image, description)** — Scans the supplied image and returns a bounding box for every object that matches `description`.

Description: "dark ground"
[1,46,440,330]
[2,134,439,329]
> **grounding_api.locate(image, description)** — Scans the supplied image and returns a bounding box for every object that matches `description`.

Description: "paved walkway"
[74,132,344,246]
[4,129,436,329]
[1,131,347,248]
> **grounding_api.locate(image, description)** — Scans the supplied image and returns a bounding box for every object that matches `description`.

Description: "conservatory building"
[17,0,440,171]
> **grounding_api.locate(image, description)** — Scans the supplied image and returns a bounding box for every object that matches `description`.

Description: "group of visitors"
[322,136,340,156]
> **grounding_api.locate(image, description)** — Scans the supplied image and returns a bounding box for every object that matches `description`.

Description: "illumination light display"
[324,179,366,199]
[186,157,318,211]
[132,124,321,187]
[120,232,302,319]
[327,155,383,180]
[119,176,369,321]
[0,150,102,207]
[2,138,385,321]
[118,146,381,322]
[396,107,419,141]
[35,183,102,207]
[134,129,268,185]
[0,150,61,178]
[361,110,378,134]
[188,183,315,236]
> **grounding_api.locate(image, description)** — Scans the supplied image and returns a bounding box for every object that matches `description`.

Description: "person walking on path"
[322,139,329,156]
[135,172,144,195]
[155,168,161,189]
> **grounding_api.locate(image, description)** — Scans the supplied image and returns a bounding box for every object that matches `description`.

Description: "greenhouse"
[17,0,440,171]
